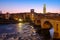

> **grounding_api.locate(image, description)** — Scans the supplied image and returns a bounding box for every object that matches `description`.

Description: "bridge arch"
[41,19,55,29]
[43,21,53,29]
[41,21,54,39]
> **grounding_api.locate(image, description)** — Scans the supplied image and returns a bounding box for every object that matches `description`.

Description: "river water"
[0,23,54,40]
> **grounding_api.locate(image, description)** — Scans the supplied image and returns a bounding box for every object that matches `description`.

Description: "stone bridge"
[33,16,60,39]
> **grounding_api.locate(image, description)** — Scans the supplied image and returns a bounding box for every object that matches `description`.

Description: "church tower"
[43,4,46,14]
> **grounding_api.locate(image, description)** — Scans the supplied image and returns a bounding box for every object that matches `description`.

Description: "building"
[0,10,2,14]
[5,12,10,19]
[43,4,46,14]
[30,9,34,13]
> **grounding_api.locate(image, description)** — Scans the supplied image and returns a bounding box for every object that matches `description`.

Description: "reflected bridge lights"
[17,22,23,32]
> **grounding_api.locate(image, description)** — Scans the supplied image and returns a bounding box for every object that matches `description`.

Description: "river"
[0,23,54,40]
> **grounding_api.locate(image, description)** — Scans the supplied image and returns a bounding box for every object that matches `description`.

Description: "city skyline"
[0,0,60,13]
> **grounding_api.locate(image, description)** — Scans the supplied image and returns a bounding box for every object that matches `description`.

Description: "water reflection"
[30,26,36,33]
[17,23,40,40]
[49,28,54,38]
[0,22,54,40]
[17,23,23,32]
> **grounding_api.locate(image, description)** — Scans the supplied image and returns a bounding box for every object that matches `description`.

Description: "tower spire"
[43,4,46,14]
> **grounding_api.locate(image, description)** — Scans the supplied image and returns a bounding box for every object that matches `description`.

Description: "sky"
[0,0,60,13]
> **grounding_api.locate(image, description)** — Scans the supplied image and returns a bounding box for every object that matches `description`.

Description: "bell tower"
[43,4,46,14]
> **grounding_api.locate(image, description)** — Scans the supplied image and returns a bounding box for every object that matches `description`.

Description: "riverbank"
[0,18,26,24]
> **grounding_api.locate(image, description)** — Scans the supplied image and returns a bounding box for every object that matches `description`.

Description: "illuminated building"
[43,4,46,14]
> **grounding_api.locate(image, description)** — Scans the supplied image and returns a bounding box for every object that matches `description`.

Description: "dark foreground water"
[0,23,54,40]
